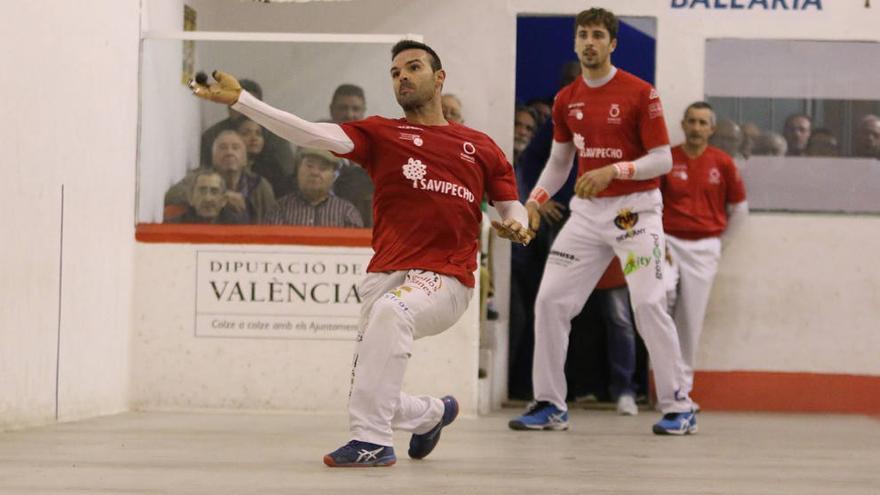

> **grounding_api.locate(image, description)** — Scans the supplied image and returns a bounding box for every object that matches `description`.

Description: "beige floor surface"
[1,409,878,495]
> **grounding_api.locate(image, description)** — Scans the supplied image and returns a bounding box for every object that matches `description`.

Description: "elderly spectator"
[752,131,788,156]
[514,105,538,163]
[441,93,464,124]
[854,114,880,159]
[805,128,840,157]
[708,119,743,159]
[264,148,363,227]
[166,130,276,223]
[740,122,761,159]
[783,113,811,157]
[166,170,244,224]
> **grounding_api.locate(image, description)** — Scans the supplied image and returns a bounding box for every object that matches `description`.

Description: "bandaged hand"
[491,217,535,246]
[189,70,242,105]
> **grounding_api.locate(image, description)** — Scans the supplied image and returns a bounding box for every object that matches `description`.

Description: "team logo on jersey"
[568,108,584,120]
[608,103,622,124]
[708,168,722,185]
[573,133,623,159]
[614,208,646,242]
[460,141,477,164]
[398,132,424,147]
[672,163,688,181]
[401,157,475,203]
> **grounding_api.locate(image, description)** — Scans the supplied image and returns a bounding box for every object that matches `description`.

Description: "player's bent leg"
[408,395,459,459]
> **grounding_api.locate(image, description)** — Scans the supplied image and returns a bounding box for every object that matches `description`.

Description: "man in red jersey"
[661,101,748,404]
[508,7,698,435]
[190,40,533,467]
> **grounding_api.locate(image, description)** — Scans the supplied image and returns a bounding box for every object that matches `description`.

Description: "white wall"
[0,0,140,430]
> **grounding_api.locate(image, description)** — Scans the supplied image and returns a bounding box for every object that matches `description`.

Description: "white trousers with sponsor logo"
[349,270,472,446]
[532,189,693,414]
[664,235,722,397]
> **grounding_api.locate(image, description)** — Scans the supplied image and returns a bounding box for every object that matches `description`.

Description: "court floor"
[1,408,878,494]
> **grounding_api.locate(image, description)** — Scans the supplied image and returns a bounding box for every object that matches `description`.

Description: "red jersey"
[595,258,626,290]
[552,69,670,197]
[336,116,518,287]
[661,145,747,239]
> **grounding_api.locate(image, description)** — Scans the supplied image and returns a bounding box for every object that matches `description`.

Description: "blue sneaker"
[323,440,396,467]
[652,410,698,435]
[508,401,569,431]
[408,395,459,460]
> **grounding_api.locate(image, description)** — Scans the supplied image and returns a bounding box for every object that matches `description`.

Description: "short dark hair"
[575,8,619,40]
[239,79,263,100]
[684,101,716,126]
[189,169,226,194]
[785,113,812,127]
[391,40,442,72]
[331,84,365,105]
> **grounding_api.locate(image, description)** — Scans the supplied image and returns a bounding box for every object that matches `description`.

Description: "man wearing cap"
[264,148,363,228]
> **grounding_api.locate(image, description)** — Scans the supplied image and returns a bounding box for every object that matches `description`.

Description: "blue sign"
[671,0,822,9]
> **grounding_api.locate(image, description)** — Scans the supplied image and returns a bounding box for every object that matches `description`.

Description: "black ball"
[194,71,208,85]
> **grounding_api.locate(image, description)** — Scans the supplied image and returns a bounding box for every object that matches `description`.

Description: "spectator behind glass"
[199,78,295,177]
[166,170,244,224]
[264,148,363,227]
[708,119,743,159]
[783,113,811,157]
[328,83,374,226]
[166,130,276,223]
[441,94,464,124]
[514,105,538,163]
[236,118,292,198]
[752,131,787,156]
[526,97,552,126]
[854,114,880,159]
[740,122,761,159]
[805,128,840,157]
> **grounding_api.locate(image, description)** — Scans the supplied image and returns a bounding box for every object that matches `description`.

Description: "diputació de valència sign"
[194,250,373,340]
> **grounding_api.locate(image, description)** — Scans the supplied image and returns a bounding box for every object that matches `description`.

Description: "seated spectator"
[526,97,552,126]
[236,118,293,197]
[854,114,880,159]
[165,170,244,224]
[199,78,294,176]
[783,113,812,157]
[709,119,743,159]
[327,83,374,226]
[752,131,788,156]
[441,94,464,124]
[264,148,363,227]
[514,105,538,164]
[166,130,276,223]
[329,83,366,123]
[805,128,840,157]
[740,122,761,159]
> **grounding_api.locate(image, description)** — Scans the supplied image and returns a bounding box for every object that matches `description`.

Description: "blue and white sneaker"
[323,440,396,467]
[408,395,459,460]
[652,410,698,435]
[508,401,569,431]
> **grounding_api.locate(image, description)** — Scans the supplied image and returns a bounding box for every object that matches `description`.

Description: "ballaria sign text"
[671,0,822,9]
[195,250,371,340]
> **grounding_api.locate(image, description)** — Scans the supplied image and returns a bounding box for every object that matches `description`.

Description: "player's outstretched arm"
[491,200,534,246]
[188,70,354,154]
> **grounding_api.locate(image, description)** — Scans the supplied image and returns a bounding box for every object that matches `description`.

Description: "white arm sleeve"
[231,91,354,154]
[493,200,529,228]
[630,145,673,180]
[530,140,577,200]
[722,201,749,247]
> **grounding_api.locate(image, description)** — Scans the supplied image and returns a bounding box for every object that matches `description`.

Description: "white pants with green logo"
[349,270,472,446]
[532,189,694,414]
[664,234,723,397]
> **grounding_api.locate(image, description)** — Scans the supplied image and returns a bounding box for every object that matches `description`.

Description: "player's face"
[211,131,247,174]
[330,95,366,123]
[574,23,616,71]
[190,174,228,218]
[681,108,715,148]
[391,49,444,111]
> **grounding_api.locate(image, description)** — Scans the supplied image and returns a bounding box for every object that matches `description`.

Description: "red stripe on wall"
[691,370,880,414]
[135,223,373,247]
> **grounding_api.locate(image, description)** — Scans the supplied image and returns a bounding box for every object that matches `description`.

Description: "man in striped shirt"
[264,148,364,227]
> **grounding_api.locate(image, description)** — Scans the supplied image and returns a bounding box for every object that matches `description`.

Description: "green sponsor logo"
[623,252,651,276]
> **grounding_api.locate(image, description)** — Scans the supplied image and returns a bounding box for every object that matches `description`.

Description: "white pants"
[532,189,693,414]
[665,235,722,397]
[349,270,472,446]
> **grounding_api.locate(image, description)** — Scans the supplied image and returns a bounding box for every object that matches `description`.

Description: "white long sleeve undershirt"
[231,91,354,154]
[493,200,529,229]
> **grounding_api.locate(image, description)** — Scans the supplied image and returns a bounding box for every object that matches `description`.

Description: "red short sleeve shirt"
[661,145,747,239]
[552,69,670,197]
[335,117,519,287]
